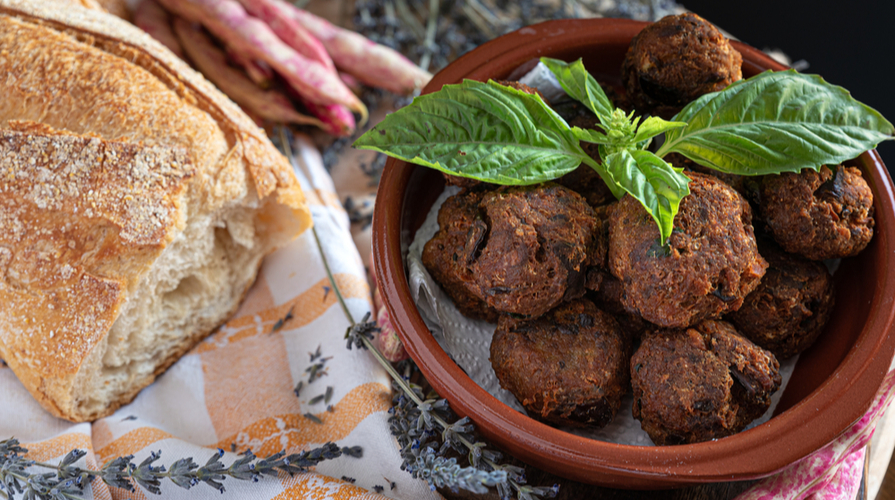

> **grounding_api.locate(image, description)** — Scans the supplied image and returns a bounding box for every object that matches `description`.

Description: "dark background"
[681,0,895,175]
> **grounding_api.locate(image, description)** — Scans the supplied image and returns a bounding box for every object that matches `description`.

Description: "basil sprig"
[355,58,894,244]
[540,57,614,118]
[656,70,895,174]
[353,79,591,184]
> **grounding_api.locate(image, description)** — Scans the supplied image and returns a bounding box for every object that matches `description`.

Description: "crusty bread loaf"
[0,0,312,421]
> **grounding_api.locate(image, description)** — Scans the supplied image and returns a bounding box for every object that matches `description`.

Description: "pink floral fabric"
[736,368,895,499]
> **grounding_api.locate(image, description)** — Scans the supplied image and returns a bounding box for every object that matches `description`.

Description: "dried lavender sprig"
[1,438,359,499]
[343,332,530,497]
[389,383,529,497]
[0,440,91,500]
[275,125,555,499]
[413,452,504,494]
[345,313,379,350]
[313,236,550,495]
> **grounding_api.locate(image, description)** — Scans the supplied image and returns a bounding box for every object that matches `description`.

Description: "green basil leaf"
[540,57,614,120]
[632,116,687,145]
[657,70,895,175]
[353,79,587,185]
[604,150,691,244]
[571,127,610,144]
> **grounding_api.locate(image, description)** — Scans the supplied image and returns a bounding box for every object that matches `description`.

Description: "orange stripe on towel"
[23,433,93,461]
[94,427,175,464]
[193,273,369,355]
[110,485,148,500]
[275,472,387,500]
[213,382,391,457]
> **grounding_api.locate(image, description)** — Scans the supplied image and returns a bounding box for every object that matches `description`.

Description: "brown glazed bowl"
[372,18,895,488]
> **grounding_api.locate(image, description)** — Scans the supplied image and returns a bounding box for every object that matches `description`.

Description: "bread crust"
[0,0,312,421]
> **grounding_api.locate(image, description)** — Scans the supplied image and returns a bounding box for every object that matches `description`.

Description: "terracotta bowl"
[372,18,895,488]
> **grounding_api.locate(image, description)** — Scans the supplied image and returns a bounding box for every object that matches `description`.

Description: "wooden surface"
[871,404,895,498]
[876,456,895,500]
[873,402,895,500]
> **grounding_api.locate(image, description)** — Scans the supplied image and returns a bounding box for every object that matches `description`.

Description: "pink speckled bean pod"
[274,1,432,95]
[339,72,363,94]
[369,254,383,312]
[173,18,324,128]
[736,369,895,500]
[299,99,356,137]
[367,252,408,362]
[226,45,273,88]
[156,0,367,122]
[375,303,408,363]
[234,0,335,72]
[133,0,184,58]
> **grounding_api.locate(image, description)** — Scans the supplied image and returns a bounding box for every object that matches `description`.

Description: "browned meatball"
[666,152,765,225]
[609,172,768,328]
[422,188,500,322]
[491,299,631,428]
[622,13,743,119]
[585,204,650,337]
[585,269,650,340]
[466,184,599,318]
[557,166,614,210]
[727,240,835,359]
[762,165,874,260]
[631,320,781,445]
[587,202,612,270]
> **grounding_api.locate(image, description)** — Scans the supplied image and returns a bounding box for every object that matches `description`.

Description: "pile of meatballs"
[421,13,876,446]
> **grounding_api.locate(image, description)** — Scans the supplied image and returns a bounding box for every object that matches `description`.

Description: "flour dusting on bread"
[0,0,311,421]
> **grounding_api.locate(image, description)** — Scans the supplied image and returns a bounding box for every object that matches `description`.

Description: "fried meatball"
[584,204,650,337]
[762,165,874,260]
[585,269,650,340]
[609,172,768,328]
[557,164,615,209]
[491,299,631,428]
[558,117,614,208]
[422,188,500,322]
[622,13,742,119]
[631,320,781,445]
[727,240,835,359]
[666,152,764,224]
[466,184,599,318]
[583,202,612,271]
